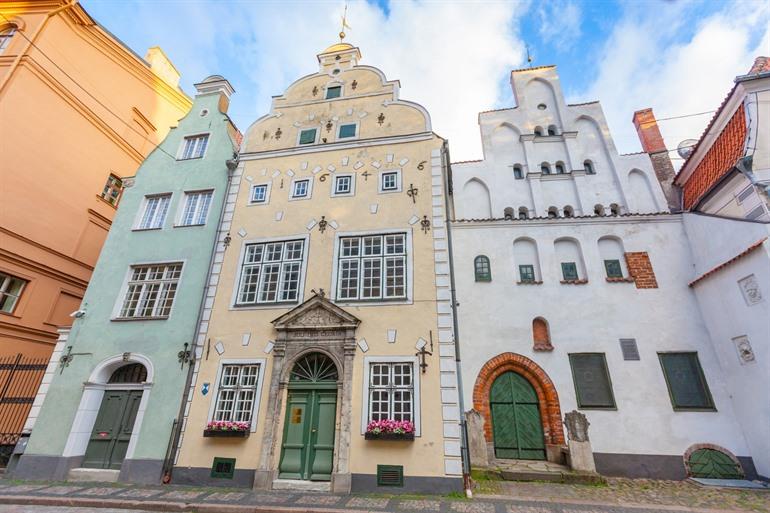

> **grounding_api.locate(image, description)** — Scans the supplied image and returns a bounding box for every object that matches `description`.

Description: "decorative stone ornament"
[738,274,763,306]
[377,113,385,125]
[564,410,590,442]
[275,127,282,140]
[732,335,756,364]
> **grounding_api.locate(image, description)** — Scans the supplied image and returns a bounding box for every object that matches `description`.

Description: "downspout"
[0,0,78,98]
[163,149,238,483]
[441,140,473,498]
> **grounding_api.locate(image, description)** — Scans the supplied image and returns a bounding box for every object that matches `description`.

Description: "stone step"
[497,468,604,485]
[67,468,120,482]
[272,478,331,492]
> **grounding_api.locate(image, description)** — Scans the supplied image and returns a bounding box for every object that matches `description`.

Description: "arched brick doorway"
[473,353,565,461]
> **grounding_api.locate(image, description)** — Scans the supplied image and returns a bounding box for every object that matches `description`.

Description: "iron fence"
[0,354,47,466]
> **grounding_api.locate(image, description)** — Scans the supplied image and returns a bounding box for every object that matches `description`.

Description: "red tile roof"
[511,64,556,74]
[681,102,746,209]
[688,238,767,287]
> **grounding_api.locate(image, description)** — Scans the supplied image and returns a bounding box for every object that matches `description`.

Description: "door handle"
[311,428,317,433]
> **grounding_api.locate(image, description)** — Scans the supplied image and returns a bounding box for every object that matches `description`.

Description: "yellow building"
[173,42,463,493]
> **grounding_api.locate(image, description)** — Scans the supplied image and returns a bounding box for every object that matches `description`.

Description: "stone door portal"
[490,371,546,460]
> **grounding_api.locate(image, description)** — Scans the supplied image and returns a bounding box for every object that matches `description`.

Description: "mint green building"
[14,76,240,484]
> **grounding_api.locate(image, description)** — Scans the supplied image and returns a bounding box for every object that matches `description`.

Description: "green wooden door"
[278,390,337,480]
[82,390,142,469]
[490,372,545,460]
[689,449,744,479]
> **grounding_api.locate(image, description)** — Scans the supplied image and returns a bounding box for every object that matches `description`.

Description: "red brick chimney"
[748,56,770,75]
[633,108,680,211]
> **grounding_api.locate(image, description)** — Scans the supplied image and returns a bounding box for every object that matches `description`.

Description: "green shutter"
[299,129,316,145]
[659,353,715,411]
[569,353,616,409]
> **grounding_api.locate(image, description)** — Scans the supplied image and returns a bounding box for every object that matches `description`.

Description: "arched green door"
[490,371,545,460]
[279,353,338,481]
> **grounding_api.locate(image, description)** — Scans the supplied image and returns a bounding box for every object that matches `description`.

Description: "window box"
[364,431,415,441]
[203,429,249,438]
[560,279,588,285]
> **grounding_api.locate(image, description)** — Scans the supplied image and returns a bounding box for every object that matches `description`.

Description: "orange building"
[0,1,192,360]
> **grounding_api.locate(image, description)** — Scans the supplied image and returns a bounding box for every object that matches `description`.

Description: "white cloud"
[537,0,582,52]
[578,0,770,161]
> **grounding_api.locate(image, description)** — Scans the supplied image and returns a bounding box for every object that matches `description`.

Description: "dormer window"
[584,160,595,174]
[513,165,524,179]
[541,164,551,174]
[555,163,566,174]
[547,125,557,136]
[534,127,544,137]
[326,86,342,99]
[299,128,317,145]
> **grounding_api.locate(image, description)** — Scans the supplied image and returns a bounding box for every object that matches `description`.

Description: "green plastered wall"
[25,89,237,461]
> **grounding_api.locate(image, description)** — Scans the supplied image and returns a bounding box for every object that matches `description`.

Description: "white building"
[450,64,764,480]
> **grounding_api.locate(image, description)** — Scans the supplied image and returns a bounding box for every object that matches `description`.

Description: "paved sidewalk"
[0,478,766,513]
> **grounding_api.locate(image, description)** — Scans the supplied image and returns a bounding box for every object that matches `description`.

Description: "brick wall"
[682,103,746,210]
[625,252,658,289]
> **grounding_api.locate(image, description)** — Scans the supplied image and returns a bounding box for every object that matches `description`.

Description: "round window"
[537,103,547,110]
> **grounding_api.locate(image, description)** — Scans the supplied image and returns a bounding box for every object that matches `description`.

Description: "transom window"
[0,272,26,314]
[0,26,16,54]
[137,194,171,230]
[659,352,715,411]
[100,174,123,207]
[236,240,305,305]
[213,364,260,423]
[292,179,310,198]
[334,175,352,195]
[474,255,491,282]
[325,86,342,99]
[380,171,400,192]
[368,362,413,422]
[299,128,317,145]
[180,190,213,226]
[338,123,356,139]
[561,262,578,281]
[337,234,406,301]
[250,184,268,204]
[604,259,623,278]
[519,265,535,283]
[118,263,182,319]
[180,134,208,160]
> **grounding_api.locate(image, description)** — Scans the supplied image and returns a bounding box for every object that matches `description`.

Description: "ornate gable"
[272,294,360,331]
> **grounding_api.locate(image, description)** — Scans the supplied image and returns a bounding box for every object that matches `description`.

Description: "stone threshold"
[272,478,332,492]
[67,468,120,483]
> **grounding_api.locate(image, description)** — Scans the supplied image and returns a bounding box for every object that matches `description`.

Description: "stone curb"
[0,495,374,513]
[478,493,750,513]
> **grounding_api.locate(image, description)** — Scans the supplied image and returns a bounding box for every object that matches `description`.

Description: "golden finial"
[340,2,351,41]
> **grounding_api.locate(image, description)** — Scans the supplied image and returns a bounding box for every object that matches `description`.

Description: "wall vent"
[619,339,640,361]
[377,464,404,487]
[211,457,236,479]
[746,205,766,220]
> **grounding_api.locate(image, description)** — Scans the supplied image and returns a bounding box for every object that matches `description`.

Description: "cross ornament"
[407,183,419,203]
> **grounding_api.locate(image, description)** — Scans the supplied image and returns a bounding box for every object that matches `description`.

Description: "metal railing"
[0,354,47,466]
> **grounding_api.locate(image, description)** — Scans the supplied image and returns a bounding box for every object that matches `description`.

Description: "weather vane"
[340,2,351,41]
[526,44,533,67]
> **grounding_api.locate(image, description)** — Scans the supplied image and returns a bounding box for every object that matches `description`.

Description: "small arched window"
[547,125,557,136]
[518,207,529,220]
[532,317,553,351]
[584,160,595,174]
[534,126,543,136]
[0,26,17,54]
[541,163,551,174]
[503,207,514,220]
[555,162,566,174]
[547,207,559,218]
[563,206,574,218]
[474,255,491,282]
[513,164,524,179]
[610,203,621,216]
[594,204,605,216]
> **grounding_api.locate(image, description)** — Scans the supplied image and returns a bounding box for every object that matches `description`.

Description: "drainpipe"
[441,140,473,498]
[0,0,78,99]
[163,152,238,483]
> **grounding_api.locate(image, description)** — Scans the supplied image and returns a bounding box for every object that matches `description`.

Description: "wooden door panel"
[309,392,336,480]
[490,372,546,461]
[83,391,126,469]
[108,391,142,469]
[279,392,309,479]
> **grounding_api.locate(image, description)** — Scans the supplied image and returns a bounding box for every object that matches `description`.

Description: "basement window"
[211,457,236,479]
[377,465,404,487]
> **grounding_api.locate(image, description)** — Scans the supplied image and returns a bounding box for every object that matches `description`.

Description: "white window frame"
[330,228,414,305]
[249,182,272,205]
[361,356,421,436]
[378,169,402,194]
[177,133,210,160]
[229,234,310,310]
[331,173,356,197]
[289,177,313,201]
[111,260,185,320]
[336,121,359,141]
[0,26,16,54]
[207,358,267,433]
[297,127,319,146]
[175,189,214,227]
[134,193,172,230]
[0,271,27,315]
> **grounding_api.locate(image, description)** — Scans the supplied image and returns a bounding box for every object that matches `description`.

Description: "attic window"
[326,86,342,99]
[537,103,547,110]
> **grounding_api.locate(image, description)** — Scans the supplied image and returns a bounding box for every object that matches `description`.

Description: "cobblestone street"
[0,478,766,513]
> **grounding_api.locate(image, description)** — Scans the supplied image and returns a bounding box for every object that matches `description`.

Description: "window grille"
[138,194,171,229]
[180,190,213,226]
[180,134,208,159]
[474,255,491,281]
[236,240,305,305]
[561,262,578,280]
[337,234,406,301]
[0,272,26,314]
[213,364,260,423]
[118,263,182,319]
[251,184,268,203]
[368,362,413,422]
[604,259,623,278]
[100,174,123,206]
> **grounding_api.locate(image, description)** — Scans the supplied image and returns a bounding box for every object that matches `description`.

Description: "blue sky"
[81,0,769,161]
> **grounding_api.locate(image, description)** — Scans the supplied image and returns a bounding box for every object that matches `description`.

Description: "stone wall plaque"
[738,274,763,306]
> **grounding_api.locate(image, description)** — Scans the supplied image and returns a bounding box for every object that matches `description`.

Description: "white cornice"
[450,213,681,229]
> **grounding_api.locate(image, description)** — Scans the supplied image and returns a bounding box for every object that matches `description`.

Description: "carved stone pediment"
[272,294,360,331]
